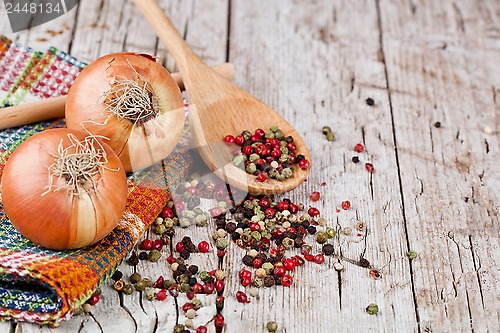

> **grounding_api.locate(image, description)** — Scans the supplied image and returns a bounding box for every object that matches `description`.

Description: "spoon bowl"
[134,0,310,194]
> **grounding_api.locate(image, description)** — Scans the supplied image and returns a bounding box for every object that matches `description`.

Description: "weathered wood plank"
[378,0,500,331]
[225,0,417,332]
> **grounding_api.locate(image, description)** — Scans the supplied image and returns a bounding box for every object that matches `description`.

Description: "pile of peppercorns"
[223,126,310,182]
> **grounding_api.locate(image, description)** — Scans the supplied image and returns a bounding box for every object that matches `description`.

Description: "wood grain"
[0,0,498,332]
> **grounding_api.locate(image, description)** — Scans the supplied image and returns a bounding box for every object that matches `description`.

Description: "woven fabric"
[0,36,191,326]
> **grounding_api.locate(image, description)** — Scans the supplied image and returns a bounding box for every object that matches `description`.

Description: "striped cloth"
[0,35,191,326]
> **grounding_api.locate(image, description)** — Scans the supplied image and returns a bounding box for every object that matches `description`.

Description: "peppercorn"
[173,324,185,333]
[148,249,162,262]
[122,284,134,295]
[322,126,331,135]
[356,221,366,231]
[113,280,124,291]
[307,225,317,235]
[407,250,418,260]
[266,321,278,332]
[434,121,441,128]
[179,250,191,260]
[263,276,275,287]
[127,252,139,266]
[366,303,379,315]
[134,280,147,291]
[216,237,229,250]
[138,251,148,260]
[322,244,335,255]
[358,258,371,268]
[326,227,336,238]
[316,231,328,244]
[111,270,123,281]
[365,97,375,106]
[352,156,360,163]
[129,273,142,284]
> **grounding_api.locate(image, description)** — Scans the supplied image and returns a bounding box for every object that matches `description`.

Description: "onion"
[1,128,127,250]
[65,52,185,172]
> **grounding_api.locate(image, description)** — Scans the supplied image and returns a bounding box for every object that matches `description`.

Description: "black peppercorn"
[365,97,375,106]
[182,236,192,244]
[358,258,371,268]
[301,220,310,228]
[184,242,197,253]
[242,255,254,266]
[296,154,305,162]
[216,299,224,312]
[322,244,335,255]
[189,277,198,286]
[188,265,199,275]
[139,251,148,260]
[127,251,139,266]
[111,270,123,281]
[434,121,441,128]
[179,250,190,260]
[177,264,187,273]
[274,275,282,285]
[284,136,294,143]
[294,238,304,248]
[307,225,317,235]
[225,222,237,233]
[352,156,360,163]
[205,276,215,284]
[231,232,240,240]
[263,276,275,287]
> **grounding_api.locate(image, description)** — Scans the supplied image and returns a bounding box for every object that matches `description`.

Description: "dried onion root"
[65,53,185,172]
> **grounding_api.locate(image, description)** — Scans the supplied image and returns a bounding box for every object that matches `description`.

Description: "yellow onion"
[65,52,185,172]
[1,128,127,250]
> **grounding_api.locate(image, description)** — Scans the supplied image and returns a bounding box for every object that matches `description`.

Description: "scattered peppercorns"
[366,303,379,315]
[407,250,418,260]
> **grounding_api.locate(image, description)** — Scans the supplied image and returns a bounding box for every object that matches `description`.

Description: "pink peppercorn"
[365,163,374,173]
[354,143,364,153]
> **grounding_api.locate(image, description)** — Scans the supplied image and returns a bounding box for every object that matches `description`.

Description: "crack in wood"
[67,1,81,54]
[468,236,485,310]
[226,0,232,62]
[452,3,466,33]
[89,313,105,333]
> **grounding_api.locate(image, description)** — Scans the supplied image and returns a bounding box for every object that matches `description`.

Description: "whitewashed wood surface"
[0,0,499,332]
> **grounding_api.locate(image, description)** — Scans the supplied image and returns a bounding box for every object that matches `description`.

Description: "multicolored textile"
[0,36,191,326]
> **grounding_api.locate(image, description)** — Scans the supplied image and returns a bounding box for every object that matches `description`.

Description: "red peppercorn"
[255,128,266,138]
[241,277,252,287]
[250,223,261,232]
[175,242,185,252]
[196,326,208,333]
[215,279,225,294]
[161,207,174,219]
[239,268,252,279]
[86,293,100,306]
[288,203,298,214]
[186,291,195,300]
[281,275,293,287]
[269,248,278,256]
[282,258,296,271]
[209,207,223,217]
[287,142,297,152]
[354,143,365,153]
[187,186,197,195]
[294,255,305,266]
[174,201,185,213]
[271,149,281,158]
[277,201,289,211]
[298,159,310,170]
[265,207,276,218]
[365,163,374,173]
[252,258,263,268]
[214,314,225,330]
[304,254,315,261]
[192,283,204,294]
[223,135,235,145]
[198,241,210,253]
[255,172,267,182]
[156,289,167,301]
[314,253,325,264]
[217,250,227,258]
[242,145,253,155]
[311,191,321,202]
[234,135,245,146]
[236,291,249,303]
[259,197,270,207]
[203,283,215,294]
[152,275,165,288]
[341,200,351,210]
[153,239,163,251]
[182,302,194,312]
[273,266,286,277]
[308,207,320,217]
[288,153,296,163]
[166,255,176,264]
[139,239,153,250]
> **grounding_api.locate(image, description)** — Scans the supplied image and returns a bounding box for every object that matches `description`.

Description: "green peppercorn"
[249,153,260,162]
[266,321,278,332]
[252,277,264,288]
[155,224,167,235]
[407,250,418,260]
[246,163,257,174]
[251,231,262,241]
[270,125,279,132]
[177,274,189,284]
[282,168,292,178]
[180,283,191,292]
[326,131,335,141]
[179,217,190,228]
[216,237,229,250]
[142,278,153,287]
[195,214,208,226]
[129,272,142,284]
[282,237,294,250]
[265,220,276,231]
[244,200,254,210]
[145,288,155,301]
[173,324,185,333]
[233,154,244,166]
[175,257,185,265]
[183,210,196,219]
[322,126,331,135]
[262,262,274,275]
[316,231,329,244]
[242,130,252,140]
[163,279,174,289]
[148,249,162,262]
[191,298,203,310]
[265,130,275,138]
[326,227,337,238]
[122,284,134,295]
[366,303,379,315]
[199,271,209,281]
[274,129,284,140]
[134,280,147,291]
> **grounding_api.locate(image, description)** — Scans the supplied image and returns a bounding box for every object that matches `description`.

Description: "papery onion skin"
[1,128,127,250]
[65,52,185,172]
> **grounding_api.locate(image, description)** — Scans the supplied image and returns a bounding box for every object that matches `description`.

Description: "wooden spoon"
[133,0,311,195]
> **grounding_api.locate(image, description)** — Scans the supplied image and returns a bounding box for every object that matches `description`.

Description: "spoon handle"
[132,0,210,76]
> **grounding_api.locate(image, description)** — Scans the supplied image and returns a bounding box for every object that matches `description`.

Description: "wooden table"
[0,0,499,332]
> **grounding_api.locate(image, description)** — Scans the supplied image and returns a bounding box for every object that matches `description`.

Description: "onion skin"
[1,128,127,250]
[65,52,185,172]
